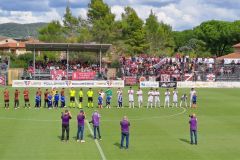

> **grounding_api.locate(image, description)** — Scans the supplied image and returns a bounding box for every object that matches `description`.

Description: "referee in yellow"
[69,87,76,108]
[87,88,94,108]
[78,88,83,109]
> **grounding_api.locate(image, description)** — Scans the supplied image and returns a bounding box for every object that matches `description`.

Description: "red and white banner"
[184,73,193,81]
[161,74,170,82]
[72,71,96,80]
[50,69,67,80]
[12,80,124,88]
[124,76,137,85]
[206,74,216,82]
[0,75,6,86]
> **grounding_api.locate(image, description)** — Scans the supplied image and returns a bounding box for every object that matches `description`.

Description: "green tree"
[145,11,175,55]
[194,20,240,56]
[173,29,195,52]
[87,0,116,43]
[63,6,79,42]
[121,7,148,54]
[38,21,65,42]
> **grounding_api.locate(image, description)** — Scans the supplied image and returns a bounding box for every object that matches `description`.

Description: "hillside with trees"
[0,22,47,38]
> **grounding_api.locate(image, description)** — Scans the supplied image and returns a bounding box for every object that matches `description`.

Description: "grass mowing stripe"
[75,100,107,160]
[86,120,107,160]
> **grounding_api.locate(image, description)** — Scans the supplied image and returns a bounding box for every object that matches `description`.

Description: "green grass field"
[0,87,239,160]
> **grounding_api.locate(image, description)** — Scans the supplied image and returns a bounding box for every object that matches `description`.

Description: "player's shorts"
[4,99,9,103]
[192,101,197,104]
[24,99,29,102]
[129,96,134,102]
[155,97,160,102]
[165,98,170,102]
[79,97,83,102]
[138,97,143,102]
[70,97,75,102]
[148,97,153,102]
[14,100,19,103]
[98,102,102,105]
[106,101,110,105]
[173,98,178,103]
[88,97,93,102]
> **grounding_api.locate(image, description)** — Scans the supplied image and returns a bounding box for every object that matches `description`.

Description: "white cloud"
[111,5,125,20]
[0,9,61,24]
[0,0,239,30]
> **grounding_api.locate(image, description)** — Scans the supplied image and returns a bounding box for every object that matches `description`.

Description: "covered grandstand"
[24,43,112,80]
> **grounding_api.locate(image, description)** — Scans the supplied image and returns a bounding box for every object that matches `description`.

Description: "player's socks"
[129,103,131,108]
[91,102,94,108]
[88,103,90,108]
[79,103,82,108]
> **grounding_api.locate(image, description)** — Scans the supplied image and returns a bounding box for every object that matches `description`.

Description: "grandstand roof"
[0,42,25,48]
[217,52,240,59]
[25,43,112,52]
[233,43,240,48]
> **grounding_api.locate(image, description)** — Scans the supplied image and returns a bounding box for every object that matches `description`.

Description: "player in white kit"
[154,88,160,108]
[164,89,170,108]
[128,87,134,108]
[117,88,123,108]
[172,88,178,107]
[147,88,154,108]
[189,88,196,107]
[136,87,143,108]
[180,93,188,108]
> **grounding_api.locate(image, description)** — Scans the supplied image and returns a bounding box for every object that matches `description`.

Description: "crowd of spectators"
[119,54,216,81]
[0,56,9,72]
[25,60,108,80]
[27,60,107,73]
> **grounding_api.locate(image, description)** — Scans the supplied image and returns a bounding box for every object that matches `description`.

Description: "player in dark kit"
[54,91,59,108]
[35,94,41,108]
[14,89,20,109]
[23,88,30,108]
[44,89,49,108]
[60,88,65,108]
[61,110,72,141]
[61,88,65,97]
[48,93,53,109]
[37,88,42,107]
[3,88,10,109]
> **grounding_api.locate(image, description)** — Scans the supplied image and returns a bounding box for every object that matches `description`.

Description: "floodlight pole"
[99,46,102,77]
[33,48,36,80]
[66,46,69,80]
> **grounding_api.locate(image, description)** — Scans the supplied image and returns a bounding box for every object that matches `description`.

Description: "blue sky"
[0,0,239,30]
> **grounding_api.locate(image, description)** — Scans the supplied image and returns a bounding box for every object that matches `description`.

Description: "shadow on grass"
[57,136,62,140]
[113,142,121,149]
[87,134,93,138]
[179,138,191,144]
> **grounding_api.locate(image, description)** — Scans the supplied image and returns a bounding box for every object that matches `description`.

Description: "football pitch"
[0,87,239,160]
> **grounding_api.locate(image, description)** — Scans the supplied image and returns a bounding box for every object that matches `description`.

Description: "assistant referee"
[87,88,94,108]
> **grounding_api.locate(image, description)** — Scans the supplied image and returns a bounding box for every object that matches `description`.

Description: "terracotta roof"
[0,36,8,41]
[233,43,240,48]
[217,52,240,59]
[0,42,25,48]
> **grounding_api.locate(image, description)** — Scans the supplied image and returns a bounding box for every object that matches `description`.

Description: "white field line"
[75,101,107,160]
[86,120,107,160]
[0,107,187,122]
